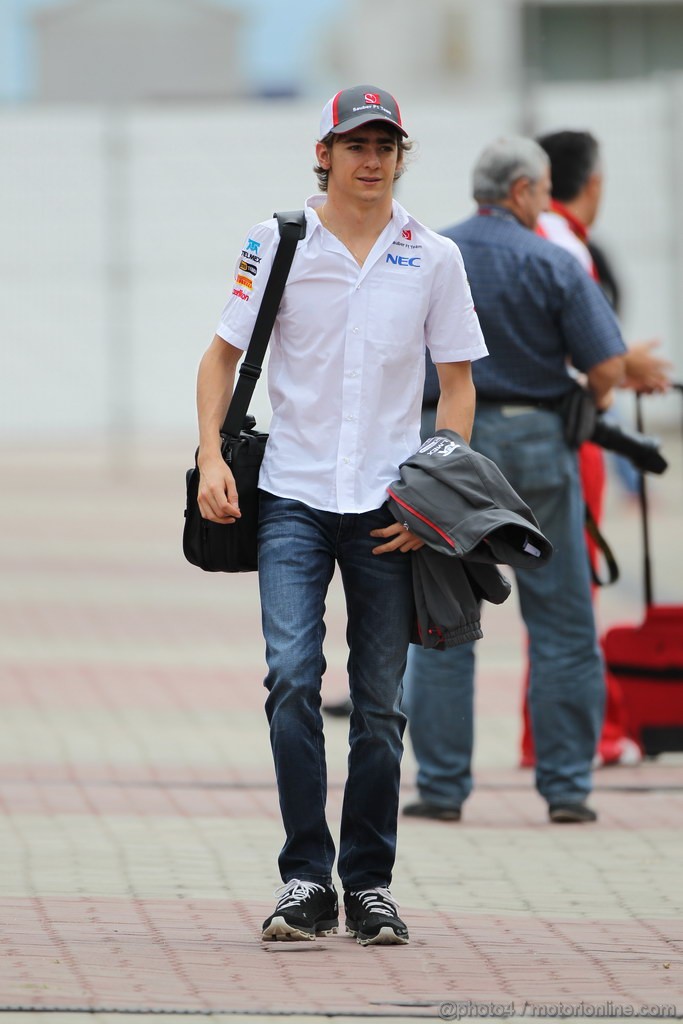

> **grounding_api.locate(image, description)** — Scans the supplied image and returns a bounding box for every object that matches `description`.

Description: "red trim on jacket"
[386,488,456,549]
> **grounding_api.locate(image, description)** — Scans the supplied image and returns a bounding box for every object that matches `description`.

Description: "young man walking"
[195,85,487,945]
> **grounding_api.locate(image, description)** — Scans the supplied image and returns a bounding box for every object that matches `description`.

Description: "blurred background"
[2,0,683,453]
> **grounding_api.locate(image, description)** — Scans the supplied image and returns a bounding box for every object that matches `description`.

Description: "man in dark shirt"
[402,136,627,825]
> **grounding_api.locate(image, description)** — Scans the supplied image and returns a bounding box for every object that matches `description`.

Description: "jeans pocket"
[511,437,569,493]
[258,490,301,526]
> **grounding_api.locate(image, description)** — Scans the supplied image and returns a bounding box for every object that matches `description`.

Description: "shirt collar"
[477,204,525,227]
[305,195,326,238]
[549,199,590,242]
[305,195,411,241]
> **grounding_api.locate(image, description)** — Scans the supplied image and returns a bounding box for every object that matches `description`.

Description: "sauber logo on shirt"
[402,229,412,240]
[386,253,421,268]
[239,260,258,276]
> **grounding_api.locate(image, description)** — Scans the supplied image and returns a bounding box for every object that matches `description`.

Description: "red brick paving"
[0,444,681,1018]
[0,898,680,1014]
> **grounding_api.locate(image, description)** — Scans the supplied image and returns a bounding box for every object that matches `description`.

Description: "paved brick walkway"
[0,439,681,1021]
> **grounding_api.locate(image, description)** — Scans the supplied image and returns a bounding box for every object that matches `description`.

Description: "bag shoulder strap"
[584,503,619,587]
[221,209,307,439]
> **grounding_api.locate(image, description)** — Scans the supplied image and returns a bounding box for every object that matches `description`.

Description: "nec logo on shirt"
[386,253,421,268]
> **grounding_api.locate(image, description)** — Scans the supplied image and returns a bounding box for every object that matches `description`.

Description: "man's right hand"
[623,339,672,394]
[197,452,241,523]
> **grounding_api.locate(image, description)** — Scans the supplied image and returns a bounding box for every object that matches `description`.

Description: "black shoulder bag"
[183,209,307,572]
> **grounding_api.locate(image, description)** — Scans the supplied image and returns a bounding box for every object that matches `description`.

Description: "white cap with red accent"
[319,85,408,139]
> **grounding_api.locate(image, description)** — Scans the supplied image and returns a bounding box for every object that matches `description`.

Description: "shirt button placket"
[338,287,365,507]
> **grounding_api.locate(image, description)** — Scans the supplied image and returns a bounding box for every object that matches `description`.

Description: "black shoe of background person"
[344,887,409,946]
[322,697,353,717]
[261,879,339,941]
[402,801,462,822]
[548,802,598,824]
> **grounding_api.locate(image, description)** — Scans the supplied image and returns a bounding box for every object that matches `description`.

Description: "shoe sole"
[402,803,461,821]
[261,916,338,942]
[346,924,409,946]
[549,811,597,824]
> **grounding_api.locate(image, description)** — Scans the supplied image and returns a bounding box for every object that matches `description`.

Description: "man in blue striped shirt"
[402,136,627,825]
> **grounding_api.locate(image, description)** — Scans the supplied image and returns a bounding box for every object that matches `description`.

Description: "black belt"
[477,396,564,411]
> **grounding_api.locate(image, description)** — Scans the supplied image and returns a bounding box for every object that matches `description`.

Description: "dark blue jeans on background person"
[257,490,414,892]
[403,406,605,810]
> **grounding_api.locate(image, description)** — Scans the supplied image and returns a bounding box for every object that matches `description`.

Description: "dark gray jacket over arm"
[386,430,553,649]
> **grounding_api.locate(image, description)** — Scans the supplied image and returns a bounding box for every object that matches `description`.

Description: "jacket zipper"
[386,488,456,549]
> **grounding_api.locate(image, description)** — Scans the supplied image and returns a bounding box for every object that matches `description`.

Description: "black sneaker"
[403,800,461,822]
[344,887,409,946]
[549,802,598,824]
[261,879,339,941]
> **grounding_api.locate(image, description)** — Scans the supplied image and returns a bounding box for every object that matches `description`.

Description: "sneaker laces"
[273,879,327,912]
[349,886,399,917]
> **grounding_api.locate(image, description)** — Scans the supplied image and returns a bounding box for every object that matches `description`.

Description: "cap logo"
[321,87,407,139]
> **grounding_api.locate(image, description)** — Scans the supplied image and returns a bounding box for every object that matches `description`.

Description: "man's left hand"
[370,522,425,554]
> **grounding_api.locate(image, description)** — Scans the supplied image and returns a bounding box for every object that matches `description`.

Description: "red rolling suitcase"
[601,387,683,757]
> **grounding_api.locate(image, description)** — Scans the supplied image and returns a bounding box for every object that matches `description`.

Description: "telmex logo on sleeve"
[239,260,258,276]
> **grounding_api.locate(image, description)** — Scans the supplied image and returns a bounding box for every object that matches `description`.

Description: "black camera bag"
[558,383,598,447]
[183,210,306,573]
[559,381,668,475]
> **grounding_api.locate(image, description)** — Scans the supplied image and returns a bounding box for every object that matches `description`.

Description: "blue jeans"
[403,406,604,808]
[257,491,414,890]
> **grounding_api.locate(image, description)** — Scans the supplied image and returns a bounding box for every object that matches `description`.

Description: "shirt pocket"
[366,268,426,350]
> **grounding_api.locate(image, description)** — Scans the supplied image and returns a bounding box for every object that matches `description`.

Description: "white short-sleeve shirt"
[216,195,488,513]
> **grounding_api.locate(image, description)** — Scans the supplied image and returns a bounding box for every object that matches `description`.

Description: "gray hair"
[472,136,550,203]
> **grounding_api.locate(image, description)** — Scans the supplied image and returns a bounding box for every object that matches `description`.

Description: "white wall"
[2,82,682,444]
